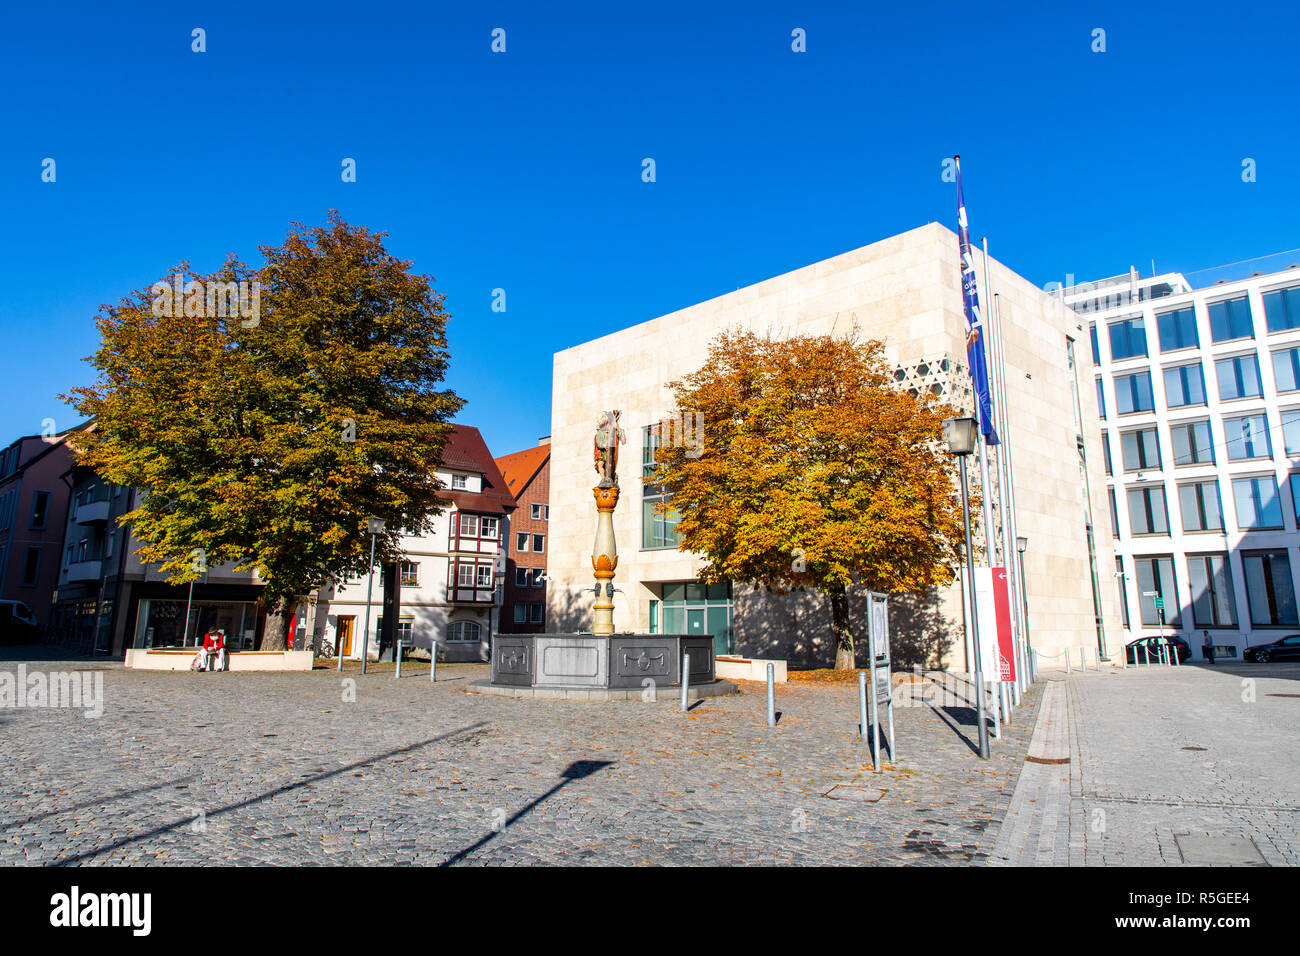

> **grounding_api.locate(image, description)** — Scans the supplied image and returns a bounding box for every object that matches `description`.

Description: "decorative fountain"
[471,410,735,701]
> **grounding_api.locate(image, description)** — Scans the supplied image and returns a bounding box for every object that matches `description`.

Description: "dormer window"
[451,474,468,490]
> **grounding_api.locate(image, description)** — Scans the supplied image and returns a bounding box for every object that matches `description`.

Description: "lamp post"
[1016,535,1034,682]
[360,517,386,675]
[944,416,990,759]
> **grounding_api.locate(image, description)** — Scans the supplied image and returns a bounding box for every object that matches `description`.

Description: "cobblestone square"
[1,650,1036,866]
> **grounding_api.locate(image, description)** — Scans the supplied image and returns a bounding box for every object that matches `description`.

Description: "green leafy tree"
[63,213,464,649]
[651,330,968,670]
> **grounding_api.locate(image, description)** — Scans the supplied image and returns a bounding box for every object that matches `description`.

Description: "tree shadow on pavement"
[51,722,492,866]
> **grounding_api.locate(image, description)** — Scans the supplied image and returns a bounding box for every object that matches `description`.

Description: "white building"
[1077,262,1300,660]
[316,425,516,663]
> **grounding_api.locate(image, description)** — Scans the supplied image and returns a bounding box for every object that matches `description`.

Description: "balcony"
[73,498,110,525]
[66,560,102,583]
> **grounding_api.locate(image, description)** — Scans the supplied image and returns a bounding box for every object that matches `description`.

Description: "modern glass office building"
[1075,263,1300,659]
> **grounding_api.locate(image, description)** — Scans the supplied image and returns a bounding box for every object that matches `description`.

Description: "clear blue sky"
[2,0,1297,458]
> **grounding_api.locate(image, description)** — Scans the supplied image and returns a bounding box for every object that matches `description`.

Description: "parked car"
[1125,635,1191,664]
[0,600,40,644]
[1243,634,1300,663]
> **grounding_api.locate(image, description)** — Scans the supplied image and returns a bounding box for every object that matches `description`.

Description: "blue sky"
[2,0,1297,457]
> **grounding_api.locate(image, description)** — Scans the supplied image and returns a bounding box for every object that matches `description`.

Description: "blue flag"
[955,156,1000,445]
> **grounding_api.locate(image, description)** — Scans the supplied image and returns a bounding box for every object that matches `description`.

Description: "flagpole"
[955,154,1001,734]
[978,242,1009,722]
[990,290,1025,701]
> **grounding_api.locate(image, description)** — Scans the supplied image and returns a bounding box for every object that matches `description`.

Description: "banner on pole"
[966,567,1017,683]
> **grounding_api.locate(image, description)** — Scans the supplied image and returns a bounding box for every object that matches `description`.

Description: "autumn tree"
[651,330,967,670]
[63,213,464,649]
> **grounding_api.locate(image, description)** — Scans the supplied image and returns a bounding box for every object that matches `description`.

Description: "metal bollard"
[859,671,869,743]
[680,652,690,712]
[766,662,776,727]
[1173,643,1181,667]
[430,652,437,683]
[395,640,403,679]
[1066,651,1071,675]
[990,679,1001,739]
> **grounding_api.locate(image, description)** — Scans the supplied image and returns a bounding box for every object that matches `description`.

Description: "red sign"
[991,567,1017,682]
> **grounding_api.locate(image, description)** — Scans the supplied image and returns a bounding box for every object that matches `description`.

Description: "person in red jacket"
[202,629,227,672]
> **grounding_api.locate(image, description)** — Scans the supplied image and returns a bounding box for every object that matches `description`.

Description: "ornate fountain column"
[591,486,619,635]
[591,410,625,636]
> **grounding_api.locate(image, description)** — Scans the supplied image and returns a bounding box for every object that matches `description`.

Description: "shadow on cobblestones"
[51,722,489,866]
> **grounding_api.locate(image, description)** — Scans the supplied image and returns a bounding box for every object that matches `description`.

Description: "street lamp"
[360,517,386,675]
[1015,535,1034,683]
[943,416,989,759]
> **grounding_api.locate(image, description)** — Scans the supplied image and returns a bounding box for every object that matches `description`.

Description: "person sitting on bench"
[203,629,227,672]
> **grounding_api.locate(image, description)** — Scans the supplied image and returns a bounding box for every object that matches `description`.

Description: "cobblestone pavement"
[0,649,1040,866]
[991,661,1300,866]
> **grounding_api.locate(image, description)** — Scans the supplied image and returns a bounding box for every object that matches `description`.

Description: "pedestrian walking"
[1202,630,1215,664]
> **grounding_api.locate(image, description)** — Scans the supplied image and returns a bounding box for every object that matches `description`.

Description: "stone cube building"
[545,222,1122,670]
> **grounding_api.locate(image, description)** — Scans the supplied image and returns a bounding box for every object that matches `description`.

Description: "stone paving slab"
[991,661,1300,866]
[0,654,1042,866]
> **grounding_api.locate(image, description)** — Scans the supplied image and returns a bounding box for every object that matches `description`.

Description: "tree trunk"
[261,595,292,651]
[828,584,855,670]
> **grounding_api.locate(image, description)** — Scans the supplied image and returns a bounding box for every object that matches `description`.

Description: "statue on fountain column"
[591,410,626,635]
[593,410,626,488]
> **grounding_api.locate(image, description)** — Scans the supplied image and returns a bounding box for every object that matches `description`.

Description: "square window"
[1214,353,1262,400]
[1163,364,1206,408]
[1262,286,1300,333]
[480,517,498,540]
[1232,476,1283,530]
[1178,481,1222,532]
[529,603,544,624]
[1224,415,1271,460]
[1156,306,1199,351]
[1107,316,1147,360]
[1208,296,1253,342]
[459,514,479,538]
[451,474,468,490]
[1120,429,1160,471]
[516,531,529,552]
[476,564,493,587]
[1272,347,1300,392]
[1126,486,1169,535]
[532,533,545,553]
[1242,550,1298,626]
[1114,371,1154,414]
[1170,420,1214,466]
[515,567,529,587]
[513,603,527,623]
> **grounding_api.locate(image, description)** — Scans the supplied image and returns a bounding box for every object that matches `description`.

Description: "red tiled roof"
[494,444,550,498]
[442,425,517,515]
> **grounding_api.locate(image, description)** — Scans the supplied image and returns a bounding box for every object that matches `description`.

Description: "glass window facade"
[1135,555,1181,627]
[1108,316,1147,360]
[133,600,258,650]
[1272,347,1300,392]
[1262,286,1300,333]
[1242,550,1298,627]
[1178,481,1223,532]
[1283,408,1300,456]
[1126,486,1169,535]
[1232,475,1283,529]
[1224,414,1271,460]
[642,425,683,549]
[1215,353,1262,400]
[1114,371,1154,414]
[1090,324,1100,363]
[1171,420,1214,465]
[1163,363,1206,407]
[1121,429,1160,471]
[1157,306,1199,352]
[1207,296,1254,342]
[1187,553,1237,628]
[651,581,733,656]
[1096,379,1106,418]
